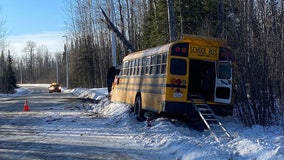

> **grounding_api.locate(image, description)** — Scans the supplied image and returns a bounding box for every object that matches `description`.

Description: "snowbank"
[4,84,283,159]
[69,87,284,160]
[67,87,108,101]
[0,86,30,97]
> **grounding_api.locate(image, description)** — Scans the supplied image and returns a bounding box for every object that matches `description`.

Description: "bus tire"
[134,95,145,121]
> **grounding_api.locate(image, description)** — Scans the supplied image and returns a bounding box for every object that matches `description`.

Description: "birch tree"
[23,41,37,84]
[231,0,284,126]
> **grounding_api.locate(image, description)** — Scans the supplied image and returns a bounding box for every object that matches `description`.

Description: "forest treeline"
[0,0,283,127]
[0,51,17,93]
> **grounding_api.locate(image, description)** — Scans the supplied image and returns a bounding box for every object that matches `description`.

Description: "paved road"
[0,85,135,160]
[0,85,75,112]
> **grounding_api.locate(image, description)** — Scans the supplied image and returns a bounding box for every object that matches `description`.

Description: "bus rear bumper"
[164,101,233,117]
[164,101,198,118]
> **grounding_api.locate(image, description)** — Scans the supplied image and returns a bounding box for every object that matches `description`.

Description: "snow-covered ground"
[2,84,284,159]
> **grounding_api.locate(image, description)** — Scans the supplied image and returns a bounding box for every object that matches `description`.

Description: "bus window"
[161,53,167,74]
[145,57,150,74]
[137,58,142,75]
[135,59,139,75]
[133,60,136,75]
[217,62,231,79]
[133,59,136,75]
[170,58,187,75]
[150,55,157,74]
[156,54,162,74]
[142,57,146,75]
[123,61,128,75]
[132,60,136,75]
[128,60,132,75]
[122,62,125,75]
[131,60,135,75]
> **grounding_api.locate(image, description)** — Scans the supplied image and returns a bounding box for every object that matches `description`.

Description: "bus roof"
[123,35,227,61]
[181,34,226,47]
[123,43,172,61]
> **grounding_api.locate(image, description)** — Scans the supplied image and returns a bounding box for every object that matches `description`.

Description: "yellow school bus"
[110,35,233,119]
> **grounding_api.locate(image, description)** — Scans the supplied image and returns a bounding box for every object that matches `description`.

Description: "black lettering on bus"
[209,48,218,56]
[190,46,206,55]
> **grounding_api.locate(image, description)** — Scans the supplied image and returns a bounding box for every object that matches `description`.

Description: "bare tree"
[63,0,151,88]
[23,41,37,84]
[0,6,7,52]
[231,0,284,127]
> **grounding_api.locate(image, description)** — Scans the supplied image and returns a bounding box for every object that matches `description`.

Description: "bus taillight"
[181,47,188,54]
[175,47,181,53]
[176,79,182,85]
[171,43,189,57]
[171,78,183,85]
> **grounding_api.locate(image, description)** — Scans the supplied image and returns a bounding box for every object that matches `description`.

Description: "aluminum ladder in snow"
[191,97,232,142]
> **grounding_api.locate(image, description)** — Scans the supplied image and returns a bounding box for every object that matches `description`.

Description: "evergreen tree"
[179,0,218,36]
[6,51,17,93]
[0,51,17,93]
[0,51,5,93]
[140,0,220,49]
[140,0,169,49]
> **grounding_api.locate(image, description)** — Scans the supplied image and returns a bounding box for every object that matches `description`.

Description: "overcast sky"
[0,0,67,56]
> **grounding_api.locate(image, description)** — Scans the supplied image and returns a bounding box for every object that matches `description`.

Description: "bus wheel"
[134,95,144,121]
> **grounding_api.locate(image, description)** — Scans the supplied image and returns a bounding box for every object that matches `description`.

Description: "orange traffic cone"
[23,100,30,111]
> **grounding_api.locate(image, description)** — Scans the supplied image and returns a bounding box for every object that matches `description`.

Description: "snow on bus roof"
[123,43,172,61]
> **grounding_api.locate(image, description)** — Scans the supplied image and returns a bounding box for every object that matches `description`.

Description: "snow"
[2,84,284,159]
[0,87,30,97]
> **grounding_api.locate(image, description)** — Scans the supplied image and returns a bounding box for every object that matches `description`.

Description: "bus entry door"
[214,61,232,104]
